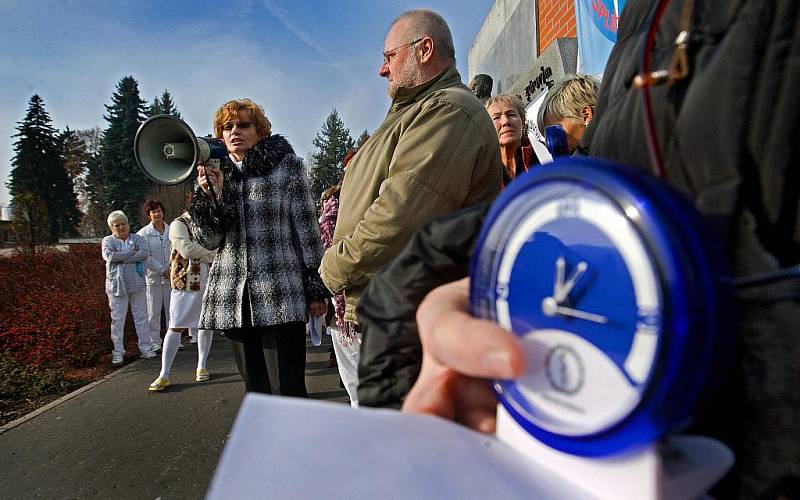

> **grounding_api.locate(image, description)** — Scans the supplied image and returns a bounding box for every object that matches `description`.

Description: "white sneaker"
[112,354,123,365]
[189,336,198,344]
[140,350,158,359]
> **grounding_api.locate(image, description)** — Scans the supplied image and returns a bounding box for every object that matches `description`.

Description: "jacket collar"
[390,66,465,111]
[224,134,295,181]
[140,221,168,236]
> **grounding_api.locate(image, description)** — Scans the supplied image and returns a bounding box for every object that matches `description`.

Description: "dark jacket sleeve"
[188,171,238,251]
[357,203,490,408]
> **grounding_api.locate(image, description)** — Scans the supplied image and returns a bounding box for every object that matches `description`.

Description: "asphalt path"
[0,332,348,499]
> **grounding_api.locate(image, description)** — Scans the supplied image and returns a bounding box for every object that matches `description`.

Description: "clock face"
[491,182,663,436]
[471,159,731,456]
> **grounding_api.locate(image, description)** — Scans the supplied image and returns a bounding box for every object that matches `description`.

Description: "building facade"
[468,0,578,102]
[0,205,13,243]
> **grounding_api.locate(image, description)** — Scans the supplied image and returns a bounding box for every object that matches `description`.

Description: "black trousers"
[225,316,308,397]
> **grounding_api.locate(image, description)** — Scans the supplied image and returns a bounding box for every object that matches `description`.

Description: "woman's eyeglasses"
[222,121,253,131]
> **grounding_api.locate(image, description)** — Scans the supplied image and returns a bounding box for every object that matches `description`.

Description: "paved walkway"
[0,332,348,499]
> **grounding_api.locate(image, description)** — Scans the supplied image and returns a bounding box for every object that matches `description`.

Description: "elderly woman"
[485,94,538,187]
[190,98,329,396]
[537,74,599,154]
[101,210,151,365]
[136,199,171,357]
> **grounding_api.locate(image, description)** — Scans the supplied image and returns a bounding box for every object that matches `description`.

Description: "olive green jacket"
[319,67,502,322]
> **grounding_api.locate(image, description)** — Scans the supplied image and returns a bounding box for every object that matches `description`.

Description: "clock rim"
[469,157,731,456]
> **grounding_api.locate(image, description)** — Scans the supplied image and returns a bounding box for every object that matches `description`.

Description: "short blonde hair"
[537,74,599,132]
[213,99,272,140]
[107,210,128,227]
[485,94,527,124]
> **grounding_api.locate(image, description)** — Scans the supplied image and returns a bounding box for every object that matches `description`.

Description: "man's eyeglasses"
[382,38,423,64]
[222,121,253,131]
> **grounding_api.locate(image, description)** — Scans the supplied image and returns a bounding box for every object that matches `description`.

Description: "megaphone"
[134,114,228,185]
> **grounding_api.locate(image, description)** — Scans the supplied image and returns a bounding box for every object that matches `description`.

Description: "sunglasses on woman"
[221,121,253,131]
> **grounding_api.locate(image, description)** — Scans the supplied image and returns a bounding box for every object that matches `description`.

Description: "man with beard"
[319,9,501,407]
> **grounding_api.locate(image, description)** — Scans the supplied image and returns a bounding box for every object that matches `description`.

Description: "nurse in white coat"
[137,200,171,356]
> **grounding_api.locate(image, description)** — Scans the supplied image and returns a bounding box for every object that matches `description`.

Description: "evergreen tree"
[89,76,149,225]
[7,95,80,240]
[356,129,371,148]
[309,109,354,209]
[158,90,181,117]
[147,90,181,118]
[147,96,162,116]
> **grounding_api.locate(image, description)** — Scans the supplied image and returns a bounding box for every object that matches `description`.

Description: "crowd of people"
[99,4,799,498]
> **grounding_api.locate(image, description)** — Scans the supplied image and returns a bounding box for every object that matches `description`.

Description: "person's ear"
[582,106,594,125]
[417,37,433,63]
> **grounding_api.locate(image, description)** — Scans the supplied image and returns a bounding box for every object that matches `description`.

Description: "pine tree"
[147,96,162,116]
[88,76,149,226]
[7,95,80,241]
[158,90,181,117]
[147,90,181,118]
[309,109,354,209]
[356,129,371,148]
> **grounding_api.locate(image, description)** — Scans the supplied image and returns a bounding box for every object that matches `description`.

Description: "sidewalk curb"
[0,359,143,435]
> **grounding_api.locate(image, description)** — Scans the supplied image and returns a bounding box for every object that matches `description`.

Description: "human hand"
[309,299,327,318]
[402,277,526,433]
[197,164,222,197]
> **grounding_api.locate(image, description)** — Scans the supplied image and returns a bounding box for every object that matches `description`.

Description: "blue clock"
[470,157,732,456]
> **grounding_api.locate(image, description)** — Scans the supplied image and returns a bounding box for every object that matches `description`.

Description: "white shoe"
[112,354,123,365]
[140,350,158,359]
[189,337,198,344]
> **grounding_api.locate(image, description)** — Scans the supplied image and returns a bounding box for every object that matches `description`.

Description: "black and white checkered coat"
[190,134,330,330]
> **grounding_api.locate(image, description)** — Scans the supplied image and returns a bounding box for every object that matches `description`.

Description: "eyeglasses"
[382,38,423,64]
[221,121,253,131]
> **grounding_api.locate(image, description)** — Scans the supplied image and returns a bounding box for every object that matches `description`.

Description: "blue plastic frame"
[469,157,731,456]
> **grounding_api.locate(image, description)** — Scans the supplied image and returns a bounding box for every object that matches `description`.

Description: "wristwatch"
[470,157,732,456]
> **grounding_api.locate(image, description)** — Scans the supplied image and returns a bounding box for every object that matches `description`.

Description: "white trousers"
[107,290,150,356]
[330,327,362,408]
[145,282,171,347]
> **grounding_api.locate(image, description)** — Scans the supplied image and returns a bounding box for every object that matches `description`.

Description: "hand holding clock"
[402,277,526,433]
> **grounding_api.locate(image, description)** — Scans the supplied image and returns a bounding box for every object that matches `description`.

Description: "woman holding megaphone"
[189,98,329,396]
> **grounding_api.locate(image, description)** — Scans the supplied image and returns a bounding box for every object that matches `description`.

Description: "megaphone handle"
[200,164,220,210]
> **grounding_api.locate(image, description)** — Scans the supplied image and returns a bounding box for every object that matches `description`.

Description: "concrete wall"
[469,0,577,98]
[468,0,538,94]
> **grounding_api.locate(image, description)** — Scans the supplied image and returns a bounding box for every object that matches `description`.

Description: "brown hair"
[143,199,164,214]
[213,99,272,140]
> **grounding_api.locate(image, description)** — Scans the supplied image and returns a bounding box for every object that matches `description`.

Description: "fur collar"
[225,134,295,181]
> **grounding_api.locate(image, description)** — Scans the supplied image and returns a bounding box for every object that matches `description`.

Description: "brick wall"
[537,0,576,55]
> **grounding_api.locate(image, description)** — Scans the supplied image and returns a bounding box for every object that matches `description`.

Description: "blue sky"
[0,0,493,206]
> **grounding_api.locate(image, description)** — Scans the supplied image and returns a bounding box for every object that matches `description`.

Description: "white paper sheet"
[207,394,594,500]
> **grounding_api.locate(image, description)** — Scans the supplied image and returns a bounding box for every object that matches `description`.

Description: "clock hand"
[553,258,588,303]
[541,297,608,324]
